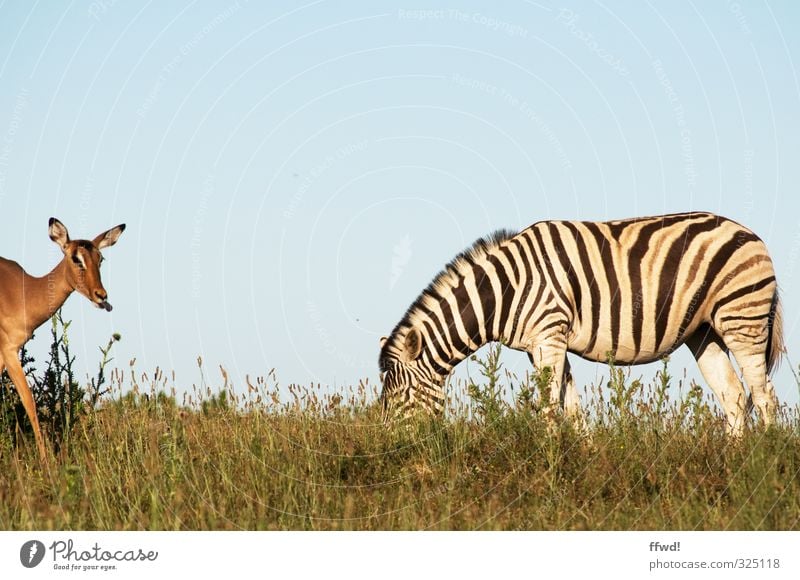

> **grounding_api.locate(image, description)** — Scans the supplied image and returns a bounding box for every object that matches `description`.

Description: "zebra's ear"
[403,328,423,362]
[379,336,388,348]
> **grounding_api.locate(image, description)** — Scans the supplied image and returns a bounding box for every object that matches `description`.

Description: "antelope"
[0,218,125,460]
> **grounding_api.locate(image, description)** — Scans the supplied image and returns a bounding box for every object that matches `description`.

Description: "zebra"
[378,212,784,434]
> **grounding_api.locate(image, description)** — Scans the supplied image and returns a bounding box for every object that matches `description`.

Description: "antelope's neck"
[23,260,74,332]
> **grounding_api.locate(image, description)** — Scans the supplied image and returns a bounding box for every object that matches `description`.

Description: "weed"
[0,310,120,453]
[466,342,506,424]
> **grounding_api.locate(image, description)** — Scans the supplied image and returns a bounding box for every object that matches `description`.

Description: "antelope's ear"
[379,336,388,349]
[94,223,126,249]
[49,218,70,252]
[402,327,423,362]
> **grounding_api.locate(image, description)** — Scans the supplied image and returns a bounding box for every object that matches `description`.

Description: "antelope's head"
[48,217,126,311]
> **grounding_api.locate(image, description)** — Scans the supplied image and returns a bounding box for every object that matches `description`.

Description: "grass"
[1,327,799,530]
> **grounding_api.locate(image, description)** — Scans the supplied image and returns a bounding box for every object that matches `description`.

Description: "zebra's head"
[378,327,446,423]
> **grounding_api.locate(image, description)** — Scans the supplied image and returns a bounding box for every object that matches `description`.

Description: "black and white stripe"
[379,212,783,432]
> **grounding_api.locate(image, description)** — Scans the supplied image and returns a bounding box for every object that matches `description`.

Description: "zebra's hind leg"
[710,291,780,428]
[685,325,748,436]
[711,301,778,427]
[724,336,777,427]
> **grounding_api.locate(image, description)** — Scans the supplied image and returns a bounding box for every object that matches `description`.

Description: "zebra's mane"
[379,228,517,371]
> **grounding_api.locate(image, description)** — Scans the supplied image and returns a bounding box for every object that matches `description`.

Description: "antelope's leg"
[3,351,47,460]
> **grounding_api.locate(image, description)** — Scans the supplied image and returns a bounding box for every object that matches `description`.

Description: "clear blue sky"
[1,1,799,408]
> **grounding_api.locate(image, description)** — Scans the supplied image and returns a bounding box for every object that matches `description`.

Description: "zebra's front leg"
[561,357,588,433]
[527,350,586,432]
[526,344,567,420]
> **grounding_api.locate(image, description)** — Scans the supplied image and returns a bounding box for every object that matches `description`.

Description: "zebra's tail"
[766,288,784,375]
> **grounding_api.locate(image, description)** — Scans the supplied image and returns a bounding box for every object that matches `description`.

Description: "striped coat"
[379,212,783,433]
